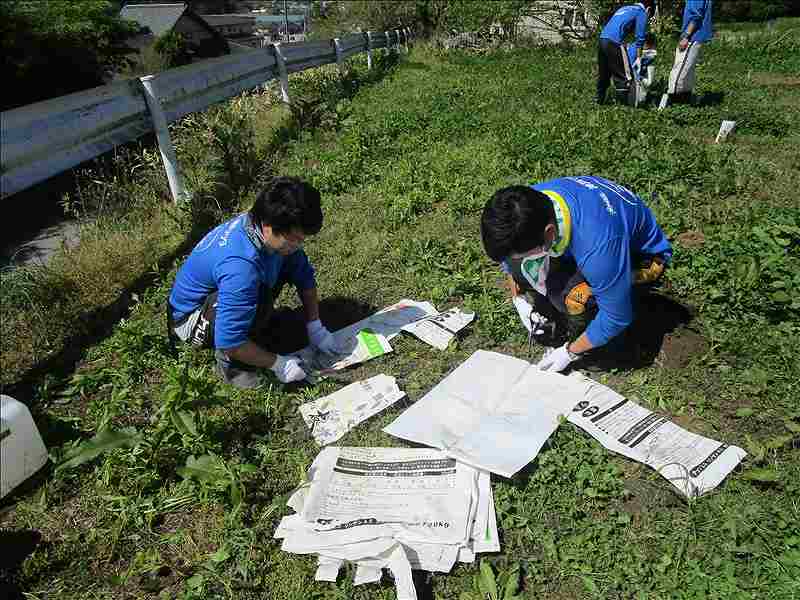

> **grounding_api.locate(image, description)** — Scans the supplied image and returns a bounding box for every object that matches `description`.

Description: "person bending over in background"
[627,33,658,106]
[481,176,673,373]
[168,177,339,388]
[663,0,713,106]
[596,1,653,104]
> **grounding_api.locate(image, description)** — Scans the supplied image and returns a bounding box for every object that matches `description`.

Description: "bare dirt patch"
[752,72,800,88]
[675,230,706,248]
[657,329,709,369]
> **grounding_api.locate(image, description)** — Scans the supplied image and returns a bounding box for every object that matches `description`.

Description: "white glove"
[513,296,548,335]
[307,319,339,354]
[270,354,307,383]
[536,342,579,373]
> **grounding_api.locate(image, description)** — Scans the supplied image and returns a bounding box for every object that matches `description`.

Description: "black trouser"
[508,254,666,344]
[597,38,631,104]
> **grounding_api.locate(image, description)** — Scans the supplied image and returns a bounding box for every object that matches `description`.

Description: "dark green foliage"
[153,31,191,68]
[0,0,139,110]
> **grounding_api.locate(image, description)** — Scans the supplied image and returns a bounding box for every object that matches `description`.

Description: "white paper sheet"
[384,350,579,477]
[401,308,475,350]
[565,374,747,498]
[299,375,406,445]
[275,446,498,599]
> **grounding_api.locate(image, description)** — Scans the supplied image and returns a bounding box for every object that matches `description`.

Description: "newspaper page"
[401,308,475,350]
[566,375,747,498]
[384,350,581,477]
[294,329,393,383]
[299,375,406,445]
[301,447,477,546]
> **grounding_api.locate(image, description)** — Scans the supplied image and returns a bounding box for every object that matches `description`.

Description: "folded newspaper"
[293,301,474,382]
[384,350,745,495]
[299,375,406,446]
[401,307,475,350]
[274,447,499,599]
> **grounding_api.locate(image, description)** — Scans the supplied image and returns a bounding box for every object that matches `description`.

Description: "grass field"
[2,24,799,600]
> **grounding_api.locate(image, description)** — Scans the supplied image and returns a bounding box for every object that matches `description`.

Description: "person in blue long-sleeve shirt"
[168,177,339,388]
[481,176,672,373]
[597,2,653,104]
[664,0,713,105]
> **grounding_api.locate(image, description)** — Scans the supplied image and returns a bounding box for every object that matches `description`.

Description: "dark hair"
[481,186,555,263]
[644,32,657,47]
[250,177,323,235]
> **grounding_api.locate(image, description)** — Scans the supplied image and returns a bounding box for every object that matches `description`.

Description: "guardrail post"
[270,43,290,104]
[385,31,391,55]
[333,37,345,76]
[395,29,405,53]
[138,76,187,204]
[365,32,373,70]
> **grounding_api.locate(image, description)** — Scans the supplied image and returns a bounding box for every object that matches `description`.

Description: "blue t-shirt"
[600,3,648,49]
[682,0,713,43]
[505,176,672,347]
[169,213,316,349]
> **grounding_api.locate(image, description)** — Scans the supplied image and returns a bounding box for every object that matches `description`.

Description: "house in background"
[120,3,230,60]
[254,14,308,42]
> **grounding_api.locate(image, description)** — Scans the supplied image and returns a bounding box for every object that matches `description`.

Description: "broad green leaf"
[229,482,242,507]
[784,420,800,434]
[173,410,198,436]
[501,564,520,599]
[57,427,141,471]
[209,547,230,563]
[771,290,791,303]
[239,463,259,473]
[177,454,225,483]
[743,468,781,483]
[187,573,205,589]
[478,560,498,600]
[735,407,755,418]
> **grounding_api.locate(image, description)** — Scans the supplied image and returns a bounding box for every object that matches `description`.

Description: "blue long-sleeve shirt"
[600,3,648,49]
[682,0,713,43]
[505,177,672,347]
[169,213,316,349]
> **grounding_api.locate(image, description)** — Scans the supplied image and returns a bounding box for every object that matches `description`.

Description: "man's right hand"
[270,355,307,383]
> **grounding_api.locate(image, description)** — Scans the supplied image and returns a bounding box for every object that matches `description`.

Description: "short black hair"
[480,186,555,263]
[250,177,323,235]
[644,32,657,47]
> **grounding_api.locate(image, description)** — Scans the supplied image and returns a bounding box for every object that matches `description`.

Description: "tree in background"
[154,31,192,68]
[1,0,139,111]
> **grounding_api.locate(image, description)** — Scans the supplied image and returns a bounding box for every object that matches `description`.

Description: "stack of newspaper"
[274,447,499,600]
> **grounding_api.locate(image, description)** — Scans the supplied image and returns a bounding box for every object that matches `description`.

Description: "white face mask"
[519,247,551,295]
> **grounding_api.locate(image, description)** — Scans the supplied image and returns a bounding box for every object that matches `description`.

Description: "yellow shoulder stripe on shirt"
[541,189,572,254]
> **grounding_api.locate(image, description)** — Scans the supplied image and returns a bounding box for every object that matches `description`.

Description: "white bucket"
[715,120,737,143]
[1,395,49,498]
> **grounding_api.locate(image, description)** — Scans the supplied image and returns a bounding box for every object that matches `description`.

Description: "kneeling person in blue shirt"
[168,177,338,387]
[481,176,673,373]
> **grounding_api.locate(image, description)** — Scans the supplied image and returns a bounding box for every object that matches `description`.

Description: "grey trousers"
[668,42,702,95]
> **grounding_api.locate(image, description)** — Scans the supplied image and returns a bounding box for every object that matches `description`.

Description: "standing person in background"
[663,0,713,106]
[596,2,653,105]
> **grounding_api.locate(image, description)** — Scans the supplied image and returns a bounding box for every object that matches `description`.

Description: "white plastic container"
[715,120,737,143]
[1,395,49,498]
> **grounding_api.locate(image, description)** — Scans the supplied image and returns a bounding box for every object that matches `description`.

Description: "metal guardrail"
[1,27,412,200]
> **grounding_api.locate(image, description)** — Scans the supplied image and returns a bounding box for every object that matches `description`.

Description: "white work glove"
[536,342,579,373]
[271,354,307,383]
[513,295,548,336]
[306,319,339,354]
